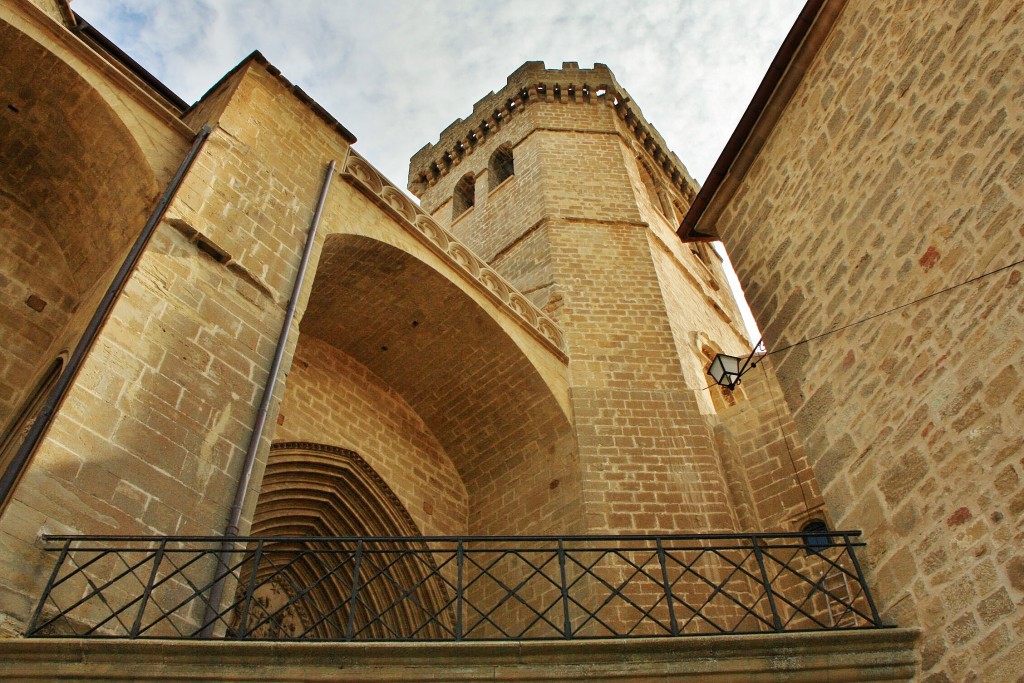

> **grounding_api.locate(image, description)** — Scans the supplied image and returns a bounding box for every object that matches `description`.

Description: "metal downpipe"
[0,125,213,516]
[201,159,336,636]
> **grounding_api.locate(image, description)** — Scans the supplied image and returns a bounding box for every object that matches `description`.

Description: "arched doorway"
[233,442,450,640]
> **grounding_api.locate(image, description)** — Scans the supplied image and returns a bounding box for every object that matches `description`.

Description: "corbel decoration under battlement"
[340,151,568,361]
[410,79,698,203]
[614,100,698,203]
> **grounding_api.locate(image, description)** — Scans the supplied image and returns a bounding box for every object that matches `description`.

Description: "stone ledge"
[0,629,920,682]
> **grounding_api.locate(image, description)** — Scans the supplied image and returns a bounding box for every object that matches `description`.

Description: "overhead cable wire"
[765,256,1023,356]
[701,256,1023,391]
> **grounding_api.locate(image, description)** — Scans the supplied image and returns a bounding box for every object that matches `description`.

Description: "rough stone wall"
[711,2,1024,680]
[275,335,468,538]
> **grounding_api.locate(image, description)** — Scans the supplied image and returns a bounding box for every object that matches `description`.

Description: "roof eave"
[677,0,847,242]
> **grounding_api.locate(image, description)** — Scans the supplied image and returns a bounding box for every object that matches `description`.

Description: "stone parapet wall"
[0,630,921,681]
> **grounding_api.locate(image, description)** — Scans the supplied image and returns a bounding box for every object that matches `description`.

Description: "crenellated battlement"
[408,61,698,201]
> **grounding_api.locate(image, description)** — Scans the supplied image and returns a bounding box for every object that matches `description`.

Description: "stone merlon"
[408,61,698,199]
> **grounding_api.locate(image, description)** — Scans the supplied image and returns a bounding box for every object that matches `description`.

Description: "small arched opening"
[800,518,831,555]
[488,145,514,190]
[452,173,475,218]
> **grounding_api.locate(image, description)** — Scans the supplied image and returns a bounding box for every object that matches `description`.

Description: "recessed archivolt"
[252,442,420,538]
[237,443,450,639]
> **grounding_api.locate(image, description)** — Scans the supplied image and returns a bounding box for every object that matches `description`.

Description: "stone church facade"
[0,0,1019,680]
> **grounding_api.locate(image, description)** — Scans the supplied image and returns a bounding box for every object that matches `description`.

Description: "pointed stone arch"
[252,442,422,538]
[290,227,580,536]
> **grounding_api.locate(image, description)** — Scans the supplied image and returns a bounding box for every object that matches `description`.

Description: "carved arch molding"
[235,442,449,639]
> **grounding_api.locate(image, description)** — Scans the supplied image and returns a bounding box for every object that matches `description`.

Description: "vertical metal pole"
[222,159,337,537]
[557,539,572,639]
[202,159,337,636]
[752,536,782,631]
[130,540,166,638]
[844,534,882,626]
[345,540,364,641]
[455,541,464,640]
[234,540,264,639]
[27,539,72,635]
[656,538,679,637]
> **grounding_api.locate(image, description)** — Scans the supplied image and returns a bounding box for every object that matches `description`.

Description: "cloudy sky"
[72,0,804,338]
[72,0,802,189]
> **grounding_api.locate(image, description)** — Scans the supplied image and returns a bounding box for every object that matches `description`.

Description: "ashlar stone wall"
[0,54,351,633]
[710,2,1024,680]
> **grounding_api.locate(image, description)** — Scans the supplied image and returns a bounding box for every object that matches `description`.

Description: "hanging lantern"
[707,353,744,389]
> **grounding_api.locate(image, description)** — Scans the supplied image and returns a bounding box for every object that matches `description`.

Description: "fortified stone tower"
[410,62,764,535]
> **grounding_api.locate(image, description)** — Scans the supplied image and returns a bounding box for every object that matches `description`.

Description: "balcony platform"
[0,629,919,681]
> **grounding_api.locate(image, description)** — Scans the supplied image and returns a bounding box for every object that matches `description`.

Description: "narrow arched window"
[489,145,514,190]
[637,159,675,219]
[0,356,63,508]
[801,519,831,555]
[452,173,475,218]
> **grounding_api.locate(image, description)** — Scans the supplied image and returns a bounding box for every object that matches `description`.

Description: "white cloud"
[71,0,803,188]
[71,0,799,341]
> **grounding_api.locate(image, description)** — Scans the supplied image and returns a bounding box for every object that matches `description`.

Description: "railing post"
[557,539,571,639]
[656,538,679,637]
[843,533,882,626]
[455,540,464,640]
[234,540,263,639]
[130,540,166,638]
[27,538,72,636]
[345,539,364,641]
[751,536,782,632]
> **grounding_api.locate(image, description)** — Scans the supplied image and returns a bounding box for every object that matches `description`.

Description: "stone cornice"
[0,629,921,679]
[340,151,568,361]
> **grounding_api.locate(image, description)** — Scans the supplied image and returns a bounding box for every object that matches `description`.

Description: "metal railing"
[27,532,885,641]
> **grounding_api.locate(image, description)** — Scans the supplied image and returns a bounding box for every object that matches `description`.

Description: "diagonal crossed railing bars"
[27,532,887,641]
